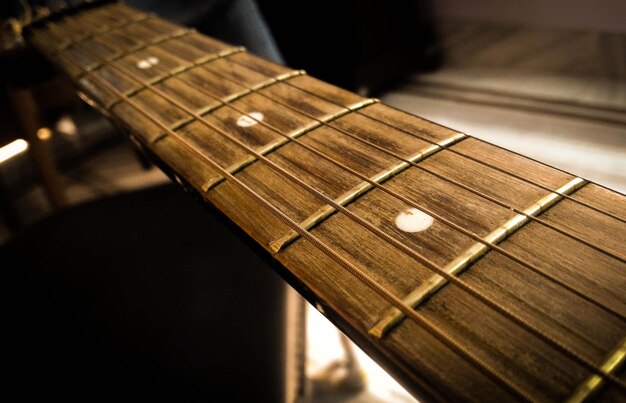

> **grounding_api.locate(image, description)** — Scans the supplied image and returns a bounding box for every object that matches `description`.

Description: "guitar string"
[295,85,626,225]
[29,29,536,403]
[47,15,626,389]
[191,56,626,263]
[384,101,626,200]
[39,24,626,392]
[30,0,626,226]
[79,25,626,266]
[57,4,626,228]
[80,32,626,323]
[269,73,626,223]
[197,61,626,266]
[274,79,626,220]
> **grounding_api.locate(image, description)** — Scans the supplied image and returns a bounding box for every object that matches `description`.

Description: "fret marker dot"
[136,56,159,69]
[237,112,264,127]
[394,208,433,233]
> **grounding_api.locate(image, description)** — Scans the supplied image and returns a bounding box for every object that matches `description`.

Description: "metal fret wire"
[55,5,148,50]
[45,24,626,393]
[32,4,626,224]
[45,20,194,82]
[29,29,535,403]
[57,5,626,243]
[194,62,626,264]
[390,103,626,200]
[87,32,626,322]
[218,76,626,264]
[285,82,626,225]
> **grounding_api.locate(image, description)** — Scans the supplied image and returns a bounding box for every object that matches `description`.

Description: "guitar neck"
[25,2,626,401]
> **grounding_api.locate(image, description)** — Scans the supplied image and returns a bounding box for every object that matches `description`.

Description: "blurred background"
[0,0,624,402]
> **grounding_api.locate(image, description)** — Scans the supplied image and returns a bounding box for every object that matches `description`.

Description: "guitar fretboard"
[26,3,626,402]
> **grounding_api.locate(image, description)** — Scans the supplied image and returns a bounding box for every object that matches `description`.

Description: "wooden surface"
[25,3,626,401]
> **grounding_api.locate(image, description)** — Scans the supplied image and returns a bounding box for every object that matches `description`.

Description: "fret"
[391,220,626,401]
[61,5,149,49]
[76,62,138,107]
[270,132,467,252]
[200,80,375,191]
[45,21,189,79]
[155,35,220,65]
[117,42,245,98]
[227,50,301,78]
[168,76,313,176]
[72,3,143,31]
[201,57,289,89]
[41,15,99,48]
[536,186,626,260]
[121,18,188,45]
[43,3,145,50]
[369,177,587,338]
[113,42,197,86]
[174,32,237,56]
[268,140,529,293]
[247,100,623,398]
[60,17,154,68]
[572,183,626,219]
[205,123,621,402]
[25,4,626,402]
[88,3,146,25]
[88,54,302,148]
[99,56,304,155]
[112,89,194,144]
[71,18,187,66]
[449,136,588,190]
[170,60,279,111]
[568,337,626,402]
[118,35,294,105]
[377,189,625,400]
[480,207,626,318]
[269,167,590,402]
[30,13,102,53]
[379,259,620,402]
[150,136,221,192]
[65,36,121,71]
[259,75,365,118]
[156,70,372,193]
[74,34,234,109]
[101,18,188,56]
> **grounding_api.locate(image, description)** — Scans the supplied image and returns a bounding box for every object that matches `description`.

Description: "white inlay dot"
[237,111,264,127]
[394,208,433,233]
[136,56,159,69]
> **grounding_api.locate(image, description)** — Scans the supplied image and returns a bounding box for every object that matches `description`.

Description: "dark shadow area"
[1,184,287,401]
[257,0,441,96]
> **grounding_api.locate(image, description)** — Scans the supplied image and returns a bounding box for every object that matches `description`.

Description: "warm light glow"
[306,305,416,402]
[56,115,77,136]
[37,127,52,141]
[0,139,29,164]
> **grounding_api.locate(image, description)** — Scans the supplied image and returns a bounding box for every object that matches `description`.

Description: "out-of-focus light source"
[0,139,29,164]
[37,127,52,141]
[56,115,77,136]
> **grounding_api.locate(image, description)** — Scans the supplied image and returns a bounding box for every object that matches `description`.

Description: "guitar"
[22,2,626,401]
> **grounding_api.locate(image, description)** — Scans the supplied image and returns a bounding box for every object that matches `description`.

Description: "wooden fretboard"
[25,2,626,401]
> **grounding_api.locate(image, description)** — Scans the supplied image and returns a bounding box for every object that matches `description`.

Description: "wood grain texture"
[25,3,626,402]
